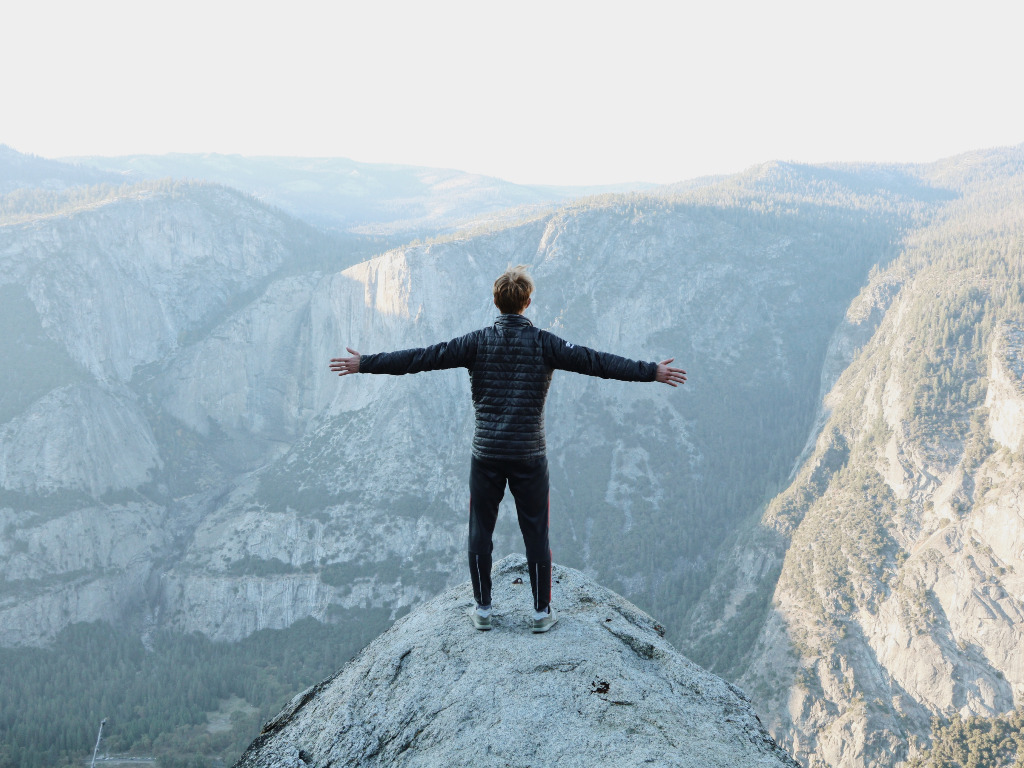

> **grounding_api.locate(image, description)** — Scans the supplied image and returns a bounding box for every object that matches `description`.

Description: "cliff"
[690,148,1024,768]
[234,555,799,768]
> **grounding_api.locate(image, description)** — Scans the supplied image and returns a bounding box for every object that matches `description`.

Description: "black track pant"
[468,454,551,613]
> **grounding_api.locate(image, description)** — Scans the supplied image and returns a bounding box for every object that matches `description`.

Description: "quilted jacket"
[358,313,658,460]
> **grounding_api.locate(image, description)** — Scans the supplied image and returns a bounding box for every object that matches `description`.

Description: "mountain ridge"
[68,152,656,236]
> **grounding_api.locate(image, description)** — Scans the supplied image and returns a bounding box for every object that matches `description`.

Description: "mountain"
[2,144,1024,767]
[0,144,120,194]
[234,554,799,768]
[0,176,378,648]
[148,166,918,648]
[689,147,1024,767]
[71,153,654,235]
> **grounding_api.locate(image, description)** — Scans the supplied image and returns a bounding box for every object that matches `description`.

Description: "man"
[330,265,685,633]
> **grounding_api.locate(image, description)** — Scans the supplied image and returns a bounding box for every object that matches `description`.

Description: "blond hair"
[493,265,534,314]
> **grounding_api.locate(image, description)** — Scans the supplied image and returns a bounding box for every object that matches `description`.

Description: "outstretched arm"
[540,331,685,387]
[540,331,659,382]
[655,358,687,387]
[329,331,479,377]
[329,348,360,376]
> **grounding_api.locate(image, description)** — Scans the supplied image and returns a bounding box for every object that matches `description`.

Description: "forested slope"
[692,148,1024,767]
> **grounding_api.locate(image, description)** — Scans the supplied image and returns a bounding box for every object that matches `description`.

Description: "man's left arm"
[540,331,686,386]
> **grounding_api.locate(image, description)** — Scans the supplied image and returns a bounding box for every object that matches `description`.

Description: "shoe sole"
[532,615,559,634]
[468,608,492,631]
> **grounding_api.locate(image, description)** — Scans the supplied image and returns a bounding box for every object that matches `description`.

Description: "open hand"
[655,358,686,387]
[329,348,361,376]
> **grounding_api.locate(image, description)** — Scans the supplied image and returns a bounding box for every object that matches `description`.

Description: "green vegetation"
[782,462,901,624]
[0,615,392,768]
[907,710,1024,768]
[0,488,98,519]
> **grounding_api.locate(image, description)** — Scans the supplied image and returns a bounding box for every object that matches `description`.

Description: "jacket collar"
[495,313,533,328]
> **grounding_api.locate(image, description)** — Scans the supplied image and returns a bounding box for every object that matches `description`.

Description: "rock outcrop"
[986,325,1024,453]
[234,555,798,768]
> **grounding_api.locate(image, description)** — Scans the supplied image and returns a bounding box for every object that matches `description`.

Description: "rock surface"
[0,383,160,494]
[234,555,798,768]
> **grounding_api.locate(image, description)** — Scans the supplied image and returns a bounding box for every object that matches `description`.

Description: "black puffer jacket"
[359,314,658,460]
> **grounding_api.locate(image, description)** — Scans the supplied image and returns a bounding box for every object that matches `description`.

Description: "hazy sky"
[2,0,1021,185]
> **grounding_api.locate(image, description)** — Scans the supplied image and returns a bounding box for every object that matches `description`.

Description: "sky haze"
[2,0,1021,185]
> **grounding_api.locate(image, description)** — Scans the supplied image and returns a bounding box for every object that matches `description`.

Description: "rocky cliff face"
[234,555,798,768]
[986,326,1024,454]
[0,177,362,643]
[692,149,1024,768]
[0,383,160,495]
[0,183,305,383]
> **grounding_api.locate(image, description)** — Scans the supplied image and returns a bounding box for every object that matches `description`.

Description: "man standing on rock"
[330,266,686,633]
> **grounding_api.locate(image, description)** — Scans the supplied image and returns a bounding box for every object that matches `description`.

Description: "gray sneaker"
[468,607,492,631]
[532,607,558,634]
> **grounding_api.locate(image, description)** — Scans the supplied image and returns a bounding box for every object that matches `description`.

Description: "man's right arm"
[331,331,478,377]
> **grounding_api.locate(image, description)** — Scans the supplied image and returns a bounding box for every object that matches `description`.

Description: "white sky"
[1,0,1022,186]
